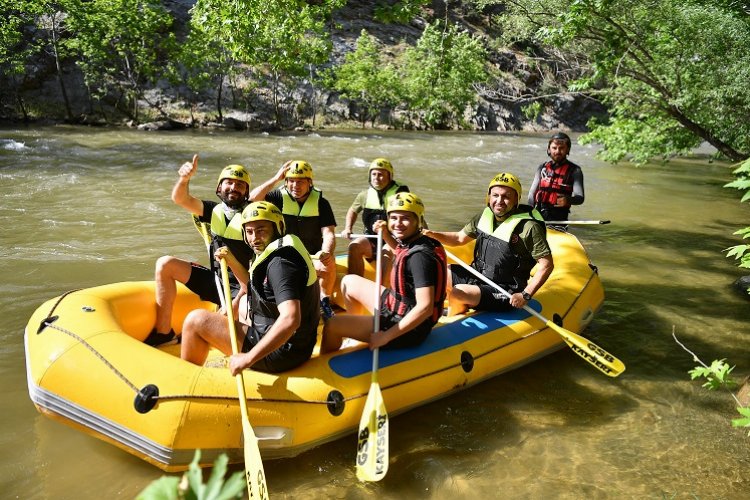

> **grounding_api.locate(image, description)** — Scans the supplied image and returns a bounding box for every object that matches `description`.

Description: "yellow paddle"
[355,230,389,481]
[444,249,625,378]
[220,259,269,499]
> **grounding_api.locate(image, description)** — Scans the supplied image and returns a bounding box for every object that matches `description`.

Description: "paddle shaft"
[220,260,269,500]
[443,249,625,377]
[544,220,611,225]
[355,230,389,482]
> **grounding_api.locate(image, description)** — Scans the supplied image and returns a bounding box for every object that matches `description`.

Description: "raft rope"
[37,270,595,407]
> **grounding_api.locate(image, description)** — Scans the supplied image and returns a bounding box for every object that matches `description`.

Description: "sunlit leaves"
[732,407,750,436]
[689,359,738,391]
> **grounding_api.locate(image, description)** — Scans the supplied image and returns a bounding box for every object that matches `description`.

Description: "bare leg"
[347,238,372,278]
[448,284,482,316]
[315,258,337,298]
[154,256,193,333]
[321,314,377,353]
[180,309,243,365]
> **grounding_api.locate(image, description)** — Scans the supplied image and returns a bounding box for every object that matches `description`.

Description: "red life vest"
[384,235,447,324]
[535,161,573,206]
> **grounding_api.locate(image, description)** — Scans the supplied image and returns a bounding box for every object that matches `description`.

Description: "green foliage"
[328,30,401,126]
[521,101,543,121]
[374,0,428,24]
[137,451,244,500]
[732,407,750,436]
[64,0,176,120]
[494,0,750,163]
[399,21,487,128]
[724,158,750,275]
[689,359,738,391]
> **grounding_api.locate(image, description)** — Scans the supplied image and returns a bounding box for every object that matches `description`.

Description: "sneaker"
[145,328,177,347]
[320,297,335,321]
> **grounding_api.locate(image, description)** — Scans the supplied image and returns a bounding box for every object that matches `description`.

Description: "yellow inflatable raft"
[24,229,603,471]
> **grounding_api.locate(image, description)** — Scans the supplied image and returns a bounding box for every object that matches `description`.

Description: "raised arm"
[249,161,291,201]
[172,154,204,215]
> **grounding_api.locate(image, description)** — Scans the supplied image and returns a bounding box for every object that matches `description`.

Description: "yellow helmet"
[285,160,313,180]
[488,172,522,200]
[386,192,425,221]
[241,201,285,235]
[216,164,251,197]
[369,158,394,177]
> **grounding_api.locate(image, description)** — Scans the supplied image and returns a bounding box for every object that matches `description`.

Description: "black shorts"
[184,263,240,305]
[450,264,514,313]
[240,326,313,373]
[376,289,432,349]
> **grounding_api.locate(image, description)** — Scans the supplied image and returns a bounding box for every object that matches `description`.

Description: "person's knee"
[156,255,181,277]
[183,309,210,336]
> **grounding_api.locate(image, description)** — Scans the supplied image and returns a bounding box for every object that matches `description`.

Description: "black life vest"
[362,181,405,234]
[473,205,544,293]
[279,187,324,254]
[383,235,447,325]
[534,161,573,207]
[247,234,319,351]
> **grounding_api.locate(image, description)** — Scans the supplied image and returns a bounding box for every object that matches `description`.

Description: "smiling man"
[148,156,253,346]
[248,160,337,320]
[423,172,553,315]
[322,192,446,353]
[180,201,320,373]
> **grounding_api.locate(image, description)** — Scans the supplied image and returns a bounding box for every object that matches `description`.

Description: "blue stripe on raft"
[327,301,543,379]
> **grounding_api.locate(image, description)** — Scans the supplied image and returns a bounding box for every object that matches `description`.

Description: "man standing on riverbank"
[340,158,410,281]
[148,156,253,346]
[527,132,585,224]
[423,172,553,315]
[248,160,337,319]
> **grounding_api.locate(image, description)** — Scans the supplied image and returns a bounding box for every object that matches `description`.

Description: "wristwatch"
[521,291,532,301]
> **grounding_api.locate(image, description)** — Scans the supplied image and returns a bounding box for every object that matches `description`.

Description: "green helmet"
[241,201,285,235]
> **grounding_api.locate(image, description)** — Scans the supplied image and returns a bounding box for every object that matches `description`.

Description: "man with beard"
[180,201,320,373]
[248,160,338,320]
[527,132,585,225]
[340,158,410,280]
[147,155,253,346]
[423,173,553,315]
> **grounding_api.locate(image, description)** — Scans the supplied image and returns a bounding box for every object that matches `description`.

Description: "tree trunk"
[666,105,747,162]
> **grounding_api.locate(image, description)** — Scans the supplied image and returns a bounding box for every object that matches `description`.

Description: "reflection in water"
[1,127,748,498]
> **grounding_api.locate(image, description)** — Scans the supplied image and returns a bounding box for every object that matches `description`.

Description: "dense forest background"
[1,0,749,165]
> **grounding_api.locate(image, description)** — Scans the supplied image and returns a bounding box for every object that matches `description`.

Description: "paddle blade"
[356,383,389,482]
[242,420,269,500]
[547,321,626,377]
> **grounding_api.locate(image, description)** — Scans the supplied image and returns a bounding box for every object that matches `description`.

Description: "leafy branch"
[673,328,750,435]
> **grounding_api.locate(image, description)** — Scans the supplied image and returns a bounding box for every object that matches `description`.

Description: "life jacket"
[534,161,573,207]
[279,187,323,254]
[383,235,447,326]
[208,203,251,279]
[362,181,405,234]
[247,234,319,351]
[473,205,544,293]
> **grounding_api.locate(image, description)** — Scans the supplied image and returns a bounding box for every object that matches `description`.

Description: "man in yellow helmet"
[423,172,553,315]
[322,192,446,352]
[340,158,410,280]
[148,155,253,346]
[181,201,320,373]
[248,160,337,320]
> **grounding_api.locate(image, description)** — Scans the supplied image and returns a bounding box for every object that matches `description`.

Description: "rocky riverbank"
[1,1,606,133]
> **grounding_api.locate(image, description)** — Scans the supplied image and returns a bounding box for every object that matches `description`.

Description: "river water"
[1,126,748,499]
